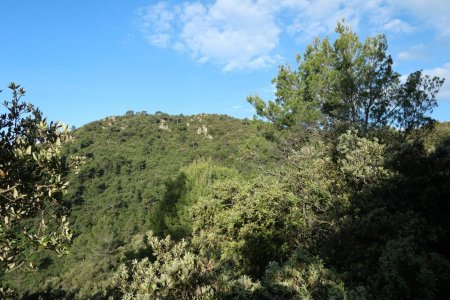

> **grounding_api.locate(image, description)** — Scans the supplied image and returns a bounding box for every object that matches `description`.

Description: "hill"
[3,113,276,298]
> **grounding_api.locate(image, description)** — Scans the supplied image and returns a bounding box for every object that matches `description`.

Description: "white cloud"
[282,0,363,38]
[180,0,282,71]
[138,0,281,71]
[423,63,450,101]
[394,1,450,36]
[145,33,171,47]
[136,0,381,71]
[383,19,415,33]
[279,0,450,38]
[137,3,175,47]
[136,0,449,70]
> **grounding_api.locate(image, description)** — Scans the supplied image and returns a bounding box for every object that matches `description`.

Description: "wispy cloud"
[391,0,450,37]
[138,3,175,47]
[383,19,415,33]
[180,0,283,71]
[136,0,449,71]
[138,0,282,71]
[282,0,366,38]
[397,44,426,61]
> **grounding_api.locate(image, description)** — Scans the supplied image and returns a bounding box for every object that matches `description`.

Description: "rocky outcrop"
[197,124,213,140]
[158,119,170,131]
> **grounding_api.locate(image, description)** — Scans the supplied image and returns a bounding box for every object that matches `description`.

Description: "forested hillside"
[1,23,450,299]
[1,112,277,297]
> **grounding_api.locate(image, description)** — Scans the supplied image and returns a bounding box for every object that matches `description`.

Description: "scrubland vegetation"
[1,23,450,299]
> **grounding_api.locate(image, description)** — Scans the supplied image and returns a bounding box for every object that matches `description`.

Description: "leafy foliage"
[156,158,238,240]
[262,250,349,299]
[336,130,390,185]
[248,22,444,134]
[113,231,214,300]
[0,83,83,275]
[191,177,305,278]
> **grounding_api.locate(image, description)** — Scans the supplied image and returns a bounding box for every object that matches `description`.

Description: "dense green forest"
[1,23,450,299]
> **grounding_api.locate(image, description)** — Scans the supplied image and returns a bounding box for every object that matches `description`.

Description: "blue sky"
[1,0,449,127]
